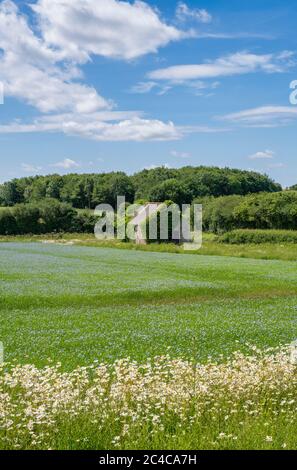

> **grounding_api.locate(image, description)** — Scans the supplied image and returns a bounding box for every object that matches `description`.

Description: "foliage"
[0,199,96,235]
[219,229,297,244]
[132,166,281,201]
[199,195,242,233]
[201,191,297,233]
[0,166,281,209]
[149,179,192,206]
[233,191,297,230]
[288,184,297,191]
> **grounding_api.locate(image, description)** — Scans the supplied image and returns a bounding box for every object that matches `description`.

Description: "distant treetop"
[0,166,282,209]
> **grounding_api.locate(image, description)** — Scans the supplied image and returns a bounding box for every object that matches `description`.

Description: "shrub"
[39,199,76,233]
[0,200,89,235]
[200,195,243,233]
[219,229,297,244]
[233,191,297,230]
[199,191,297,233]
[13,203,41,234]
[0,209,18,235]
[72,210,97,233]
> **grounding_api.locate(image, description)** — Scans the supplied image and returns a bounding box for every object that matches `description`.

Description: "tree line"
[0,166,281,209]
[1,166,295,237]
[0,199,97,235]
[201,191,297,233]
[2,190,297,236]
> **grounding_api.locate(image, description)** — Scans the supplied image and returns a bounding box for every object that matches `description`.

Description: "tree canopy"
[0,166,281,209]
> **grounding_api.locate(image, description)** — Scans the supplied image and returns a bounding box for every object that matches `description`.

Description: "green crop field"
[0,242,297,368]
[0,242,297,450]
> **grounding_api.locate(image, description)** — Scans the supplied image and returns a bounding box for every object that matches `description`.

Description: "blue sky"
[0,0,296,186]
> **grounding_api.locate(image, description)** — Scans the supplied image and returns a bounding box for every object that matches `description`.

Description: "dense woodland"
[0,166,281,208]
[0,166,296,236]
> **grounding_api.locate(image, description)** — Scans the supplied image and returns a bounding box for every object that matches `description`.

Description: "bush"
[13,203,41,234]
[219,229,297,244]
[234,191,297,230]
[0,200,95,235]
[199,191,297,233]
[39,199,77,233]
[0,209,18,235]
[200,195,243,233]
[71,210,97,233]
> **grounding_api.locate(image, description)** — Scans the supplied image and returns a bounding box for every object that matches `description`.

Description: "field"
[0,242,297,449]
[2,232,297,261]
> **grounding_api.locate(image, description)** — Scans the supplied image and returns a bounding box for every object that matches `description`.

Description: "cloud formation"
[0,0,109,113]
[148,51,295,82]
[51,158,80,169]
[0,114,181,141]
[220,106,297,127]
[32,0,186,61]
[0,0,189,141]
[176,2,212,24]
[248,150,275,160]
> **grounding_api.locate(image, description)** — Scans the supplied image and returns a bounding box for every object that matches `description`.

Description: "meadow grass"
[0,242,296,449]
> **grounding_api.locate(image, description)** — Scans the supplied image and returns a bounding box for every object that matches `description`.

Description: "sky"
[0,0,296,187]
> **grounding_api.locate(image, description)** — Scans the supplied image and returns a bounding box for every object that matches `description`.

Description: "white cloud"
[64,117,180,142]
[220,106,297,127]
[0,1,189,142]
[0,112,231,141]
[176,2,212,24]
[179,124,231,134]
[0,1,200,142]
[130,81,158,94]
[248,149,275,160]
[132,78,218,96]
[32,0,186,61]
[130,80,172,96]
[195,32,276,40]
[0,0,109,113]
[148,51,294,82]
[170,150,191,158]
[21,163,42,173]
[51,158,80,169]
[0,114,181,142]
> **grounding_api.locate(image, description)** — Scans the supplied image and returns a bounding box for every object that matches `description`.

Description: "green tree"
[0,180,23,206]
[149,179,192,206]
